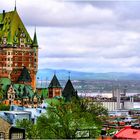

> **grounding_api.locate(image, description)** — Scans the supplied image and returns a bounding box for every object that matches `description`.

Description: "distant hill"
[36,69,140,80]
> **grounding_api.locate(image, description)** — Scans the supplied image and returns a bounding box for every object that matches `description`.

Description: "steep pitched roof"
[48,75,61,88]
[17,66,32,83]
[32,29,38,47]
[62,79,78,101]
[0,10,32,45]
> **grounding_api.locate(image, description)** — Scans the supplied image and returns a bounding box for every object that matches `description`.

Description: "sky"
[1,0,140,73]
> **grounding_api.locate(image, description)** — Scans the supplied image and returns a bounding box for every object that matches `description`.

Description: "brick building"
[48,74,62,98]
[0,7,38,89]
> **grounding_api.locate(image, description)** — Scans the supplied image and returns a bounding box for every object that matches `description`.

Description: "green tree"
[0,103,10,111]
[16,119,39,139]
[16,98,108,139]
[37,98,107,139]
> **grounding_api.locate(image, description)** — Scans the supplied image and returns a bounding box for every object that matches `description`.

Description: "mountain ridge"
[36,68,140,80]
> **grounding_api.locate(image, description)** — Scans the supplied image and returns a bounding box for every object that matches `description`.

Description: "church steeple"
[33,28,38,47]
[14,0,17,11]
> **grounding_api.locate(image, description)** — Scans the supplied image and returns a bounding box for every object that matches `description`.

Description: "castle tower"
[48,74,62,98]
[0,8,38,89]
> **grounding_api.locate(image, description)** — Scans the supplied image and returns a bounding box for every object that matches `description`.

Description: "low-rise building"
[10,104,47,123]
[0,111,31,125]
[0,116,25,139]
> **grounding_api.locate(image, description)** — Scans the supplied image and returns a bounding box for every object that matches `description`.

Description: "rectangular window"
[0,132,5,139]
[11,133,23,139]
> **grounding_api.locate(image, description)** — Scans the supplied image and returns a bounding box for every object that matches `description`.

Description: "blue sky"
[1,0,140,73]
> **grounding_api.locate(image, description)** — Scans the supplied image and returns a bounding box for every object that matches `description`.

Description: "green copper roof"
[48,75,62,88]
[0,10,33,45]
[0,78,11,91]
[7,31,12,45]
[13,84,34,99]
[0,78,36,100]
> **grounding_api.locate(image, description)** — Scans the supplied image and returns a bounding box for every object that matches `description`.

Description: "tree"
[36,98,108,139]
[16,98,108,139]
[0,103,10,111]
[16,119,39,139]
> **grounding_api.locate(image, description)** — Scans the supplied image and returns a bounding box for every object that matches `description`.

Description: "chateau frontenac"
[0,8,38,89]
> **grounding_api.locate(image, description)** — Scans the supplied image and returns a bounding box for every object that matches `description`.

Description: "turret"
[48,74,62,98]
[32,28,38,47]
[62,79,78,102]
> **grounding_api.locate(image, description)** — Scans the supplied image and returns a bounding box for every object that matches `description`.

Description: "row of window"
[10,52,35,56]
[0,51,36,56]
[0,58,36,62]
[0,63,36,68]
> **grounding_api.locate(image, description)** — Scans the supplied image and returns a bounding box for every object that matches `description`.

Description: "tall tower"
[48,74,62,98]
[0,8,38,89]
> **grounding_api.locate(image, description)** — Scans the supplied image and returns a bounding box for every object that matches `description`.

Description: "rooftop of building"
[1,111,31,115]
[48,74,62,88]
[0,8,38,47]
[113,126,140,139]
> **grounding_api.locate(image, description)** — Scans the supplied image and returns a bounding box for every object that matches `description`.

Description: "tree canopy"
[17,98,108,139]
[0,103,10,111]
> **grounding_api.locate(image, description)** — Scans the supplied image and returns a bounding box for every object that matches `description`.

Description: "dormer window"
[22,33,25,37]
[20,38,25,47]
[20,38,24,43]
[3,37,7,44]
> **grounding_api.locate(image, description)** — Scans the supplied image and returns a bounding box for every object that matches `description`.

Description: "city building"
[0,7,38,90]
[0,116,25,139]
[10,104,47,124]
[0,111,31,125]
[48,74,62,98]
[0,78,42,107]
[48,74,78,101]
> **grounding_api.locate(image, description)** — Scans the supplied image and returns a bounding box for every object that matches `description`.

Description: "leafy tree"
[37,98,108,139]
[16,119,39,139]
[16,98,108,139]
[0,103,10,111]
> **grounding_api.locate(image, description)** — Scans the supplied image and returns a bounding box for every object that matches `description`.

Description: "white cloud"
[1,0,140,73]
[16,0,117,26]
